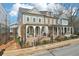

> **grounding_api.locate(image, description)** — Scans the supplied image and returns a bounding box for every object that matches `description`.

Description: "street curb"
[3,39,79,56]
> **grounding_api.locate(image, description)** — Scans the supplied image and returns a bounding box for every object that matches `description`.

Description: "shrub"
[0,40,3,45]
[42,40,50,45]
[15,37,20,44]
[70,35,78,39]
[64,36,69,40]
[35,40,41,46]
[0,39,5,45]
[55,36,68,42]
[25,42,30,48]
[75,32,79,35]
[34,39,50,46]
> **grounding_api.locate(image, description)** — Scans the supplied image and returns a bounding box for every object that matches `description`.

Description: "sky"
[2,3,79,25]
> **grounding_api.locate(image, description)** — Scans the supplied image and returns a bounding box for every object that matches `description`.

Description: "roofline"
[19,7,54,18]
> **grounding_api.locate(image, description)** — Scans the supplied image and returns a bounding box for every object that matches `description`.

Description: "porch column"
[33,26,36,37]
[67,27,69,34]
[53,26,55,39]
[68,27,70,34]
[66,27,68,34]
[18,25,21,37]
[72,27,74,34]
[57,27,59,36]
[26,25,28,38]
[45,26,49,36]
[39,26,42,36]
[60,27,62,35]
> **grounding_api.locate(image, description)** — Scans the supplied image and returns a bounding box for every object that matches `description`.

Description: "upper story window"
[33,18,35,22]
[39,18,41,22]
[27,17,29,22]
[48,19,50,24]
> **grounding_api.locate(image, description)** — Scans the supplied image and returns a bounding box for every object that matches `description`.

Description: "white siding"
[58,19,68,25]
[62,20,68,25]
[53,19,57,25]
[37,16,44,24]
[23,14,44,25]
[49,18,53,25]
[45,17,48,24]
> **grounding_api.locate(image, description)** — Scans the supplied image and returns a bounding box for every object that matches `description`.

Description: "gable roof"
[19,7,41,14]
[19,7,54,18]
[19,7,31,13]
[29,8,41,14]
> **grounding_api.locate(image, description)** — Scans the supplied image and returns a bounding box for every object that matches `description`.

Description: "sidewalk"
[3,38,79,56]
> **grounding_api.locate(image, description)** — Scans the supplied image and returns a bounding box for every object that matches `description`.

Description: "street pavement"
[31,44,79,56]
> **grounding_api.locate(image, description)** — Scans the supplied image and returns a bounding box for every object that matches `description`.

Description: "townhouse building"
[18,8,74,39]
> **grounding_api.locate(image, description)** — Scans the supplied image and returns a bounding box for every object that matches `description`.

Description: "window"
[33,18,35,22]
[39,18,41,22]
[27,17,29,21]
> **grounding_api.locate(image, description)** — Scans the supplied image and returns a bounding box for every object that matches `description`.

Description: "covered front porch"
[25,25,49,38]
[18,24,74,39]
[52,25,74,39]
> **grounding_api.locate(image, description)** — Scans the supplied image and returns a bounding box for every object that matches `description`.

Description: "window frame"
[27,17,29,22]
[39,18,41,22]
[33,18,36,22]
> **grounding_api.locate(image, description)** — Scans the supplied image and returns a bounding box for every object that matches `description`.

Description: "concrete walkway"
[3,38,79,56]
[0,40,15,50]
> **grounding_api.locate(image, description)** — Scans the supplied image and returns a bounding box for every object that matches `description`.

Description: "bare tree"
[47,3,65,25]
[63,4,79,26]
[32,3,79,26]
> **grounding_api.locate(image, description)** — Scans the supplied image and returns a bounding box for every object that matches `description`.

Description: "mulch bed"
[0,40,15,50]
